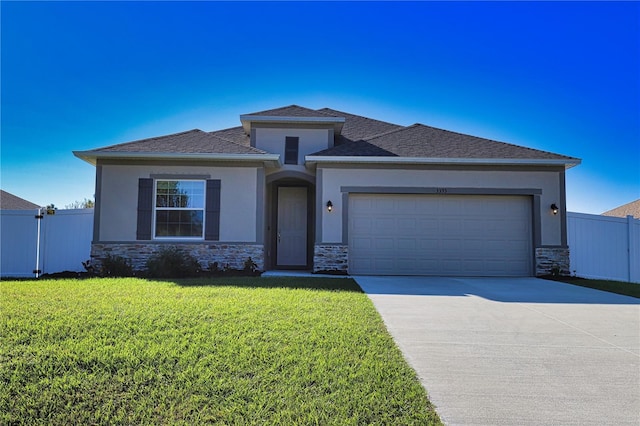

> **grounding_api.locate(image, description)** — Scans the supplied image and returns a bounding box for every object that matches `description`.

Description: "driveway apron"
[354,276,640,426]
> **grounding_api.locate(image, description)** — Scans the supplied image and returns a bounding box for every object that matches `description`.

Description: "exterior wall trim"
[266,170,316,184]
[340,186,543,195]
[316,163,566,172]
[256,168,265,244]
[150,173,211,179]
[93,164,103,242]
[315,168,323,244]
[559,171,567,247]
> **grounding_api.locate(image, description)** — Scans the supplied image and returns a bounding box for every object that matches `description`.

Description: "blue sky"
[2,1,638,214]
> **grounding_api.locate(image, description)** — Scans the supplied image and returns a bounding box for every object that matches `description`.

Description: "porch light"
[550,203,559,215]
[326,200,333,212]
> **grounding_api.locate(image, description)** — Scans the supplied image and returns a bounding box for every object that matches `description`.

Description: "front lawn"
[544,276,640,298]
[1,277,441,425]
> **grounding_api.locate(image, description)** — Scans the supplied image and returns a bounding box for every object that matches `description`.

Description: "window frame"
[284,136,299,165]
[153,179,206,240]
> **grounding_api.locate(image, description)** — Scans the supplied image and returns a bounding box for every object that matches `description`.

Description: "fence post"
[628,215,638,283]
[34,208,43,278]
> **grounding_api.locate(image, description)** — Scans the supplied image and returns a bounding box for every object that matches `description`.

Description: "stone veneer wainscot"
[91,243,264,272]
[535,247,570,276]
[313,244,348,274]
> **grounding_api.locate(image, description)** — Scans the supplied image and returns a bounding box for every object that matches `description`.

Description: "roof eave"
[73,151,282,168]
[304,156,581,169]
[239,115,345,135]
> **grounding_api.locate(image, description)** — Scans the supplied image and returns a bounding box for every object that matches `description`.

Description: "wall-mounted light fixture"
[550,203,559,215]
[326,200,333,212]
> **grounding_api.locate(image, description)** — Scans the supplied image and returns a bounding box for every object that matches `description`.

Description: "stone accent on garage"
[535,247,570,276]
[313,244,349,274]
[91,243,264,272]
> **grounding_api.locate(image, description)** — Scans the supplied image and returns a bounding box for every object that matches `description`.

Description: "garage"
[348,194,533,276]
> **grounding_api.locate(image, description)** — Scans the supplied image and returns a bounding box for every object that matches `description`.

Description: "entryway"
[276,187,308,267]
[265,174,315,271]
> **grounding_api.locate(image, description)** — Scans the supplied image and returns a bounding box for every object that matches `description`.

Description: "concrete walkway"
[354,276,640,426]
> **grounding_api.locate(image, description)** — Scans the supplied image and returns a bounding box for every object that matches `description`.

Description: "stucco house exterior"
[74,105,580,276]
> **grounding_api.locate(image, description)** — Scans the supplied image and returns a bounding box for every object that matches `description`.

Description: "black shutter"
[136,178,153,240]
[285,137,299,165]
[205,179,221,241]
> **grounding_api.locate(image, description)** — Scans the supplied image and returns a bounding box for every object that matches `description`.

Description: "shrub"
[84,255,134,277]
[145,247,201,278]
[101,254,134,277]
[243,257,259,275]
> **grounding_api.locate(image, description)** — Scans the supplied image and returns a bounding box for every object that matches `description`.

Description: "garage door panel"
[375,238,395,250]
[351,236,375,250]
[349,194,532,276]
[352,217,373,232]
[397,238,417,250]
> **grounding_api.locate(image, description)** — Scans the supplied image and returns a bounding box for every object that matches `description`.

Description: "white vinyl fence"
[1,209,93,278]
[567,212,640,283]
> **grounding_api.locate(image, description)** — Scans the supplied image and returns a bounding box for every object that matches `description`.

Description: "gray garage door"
[349,194,533,276]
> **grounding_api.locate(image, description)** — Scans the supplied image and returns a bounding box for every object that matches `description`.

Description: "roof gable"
[245,105,333,118]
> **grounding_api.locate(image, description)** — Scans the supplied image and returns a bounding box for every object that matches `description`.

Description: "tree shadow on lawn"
[172,276,364,293]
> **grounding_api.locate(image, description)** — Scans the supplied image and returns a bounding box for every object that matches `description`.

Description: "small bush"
[101,254,134,277]
[243,257,259,275]
[84,255,134,277]
[145,247,201,278]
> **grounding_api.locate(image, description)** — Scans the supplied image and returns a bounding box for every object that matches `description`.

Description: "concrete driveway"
[354,276,640,426]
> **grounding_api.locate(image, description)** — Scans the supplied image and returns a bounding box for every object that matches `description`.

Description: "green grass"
[545,276,640,298]
[1,277,441,425]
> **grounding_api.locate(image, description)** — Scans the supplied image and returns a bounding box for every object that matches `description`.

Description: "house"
[0,190,40,210]
[602,199,640,219]
[74,105,581,276]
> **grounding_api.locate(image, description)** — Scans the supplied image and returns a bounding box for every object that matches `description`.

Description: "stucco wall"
[255,128,329,165]
[98,164,259,242]
[318,167,563,246]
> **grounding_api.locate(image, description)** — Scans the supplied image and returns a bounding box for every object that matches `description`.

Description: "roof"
[93,129,265,154]
[75,105,580,168]
[244,105,332,118]
[239,105,345,135]
[1,190,40,210]
[312,123,577,161]
[602,199,640,218]
[73,129,281,167]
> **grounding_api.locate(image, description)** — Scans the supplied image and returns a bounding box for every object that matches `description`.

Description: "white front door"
[277,187,307,266]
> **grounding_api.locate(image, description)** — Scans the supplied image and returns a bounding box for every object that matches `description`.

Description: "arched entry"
[265,171,316,270]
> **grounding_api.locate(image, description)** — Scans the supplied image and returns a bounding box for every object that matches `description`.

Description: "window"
[285,137,299,165]
[154,180,205,238]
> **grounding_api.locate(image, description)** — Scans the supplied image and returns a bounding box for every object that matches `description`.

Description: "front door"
[277,187,307,267]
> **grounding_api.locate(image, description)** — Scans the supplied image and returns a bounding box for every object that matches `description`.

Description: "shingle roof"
[1,190,40,210]
[78,105,579,166]
[602,199,640,218]
[209,126,250,146]
[95,129,265,154]
[312,140,398,157]
[311,123,578,161]
[244,105,332,118]
[317,108,402,141]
